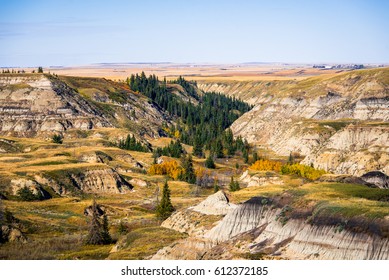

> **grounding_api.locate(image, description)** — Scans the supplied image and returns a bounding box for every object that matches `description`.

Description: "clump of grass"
[0,235,82,260]
[108,226,186,260]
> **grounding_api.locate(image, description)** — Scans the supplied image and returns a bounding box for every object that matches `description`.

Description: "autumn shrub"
[250,159,282,172]
[250,160,325,180]
[148,160,183,180]
[280,163,326,180]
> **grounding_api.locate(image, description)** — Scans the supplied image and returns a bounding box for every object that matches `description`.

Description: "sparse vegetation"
[17,187,43,201]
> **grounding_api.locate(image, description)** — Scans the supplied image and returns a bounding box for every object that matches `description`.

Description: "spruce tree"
[212,139,224,158]
[229,176,240,192]
[181,155,196,184]
[243,148,249,163]
[85,200,111,245]
[252,152,258,163]
[288,152,294,164]
[192,137,204,158]
[205,154,216,169]
[156,181,175,220]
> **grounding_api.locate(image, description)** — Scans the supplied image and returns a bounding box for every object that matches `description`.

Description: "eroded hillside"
[198,68,389,176]
[0,74,171,138]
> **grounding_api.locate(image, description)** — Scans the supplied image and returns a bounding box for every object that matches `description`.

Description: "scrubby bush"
[17,187,42,201]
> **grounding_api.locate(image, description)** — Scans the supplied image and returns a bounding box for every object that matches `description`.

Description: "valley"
[0,66,388,260]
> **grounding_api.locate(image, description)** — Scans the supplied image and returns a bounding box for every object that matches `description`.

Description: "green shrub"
[17,187,42,201]
[52,134,63,144]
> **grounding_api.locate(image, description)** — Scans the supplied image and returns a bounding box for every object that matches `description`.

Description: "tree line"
[127,72,253,159]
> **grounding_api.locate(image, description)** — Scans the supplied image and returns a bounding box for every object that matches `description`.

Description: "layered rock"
[0,75,111,135]
[239,170,283,187]
[69,168,133,194]
[0,74,171,138]
[153,193,389,260]
[206,198,389,260]
[361,171,389,189]
[213,69,389,176]
[191,191,237,215]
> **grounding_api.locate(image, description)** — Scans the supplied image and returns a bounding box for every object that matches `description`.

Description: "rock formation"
[191,191,237,215]
[198,68,389,176]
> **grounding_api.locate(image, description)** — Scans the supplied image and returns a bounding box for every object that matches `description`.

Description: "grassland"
[1,125,388,259]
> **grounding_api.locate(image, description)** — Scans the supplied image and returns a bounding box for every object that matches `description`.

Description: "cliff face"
[0,75,111,135]
[154,193,389,260]
[198,68,389,176]
[0,74,170,138]
[205,197,389,260]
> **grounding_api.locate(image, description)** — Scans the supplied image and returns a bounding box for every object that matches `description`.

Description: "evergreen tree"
[212,139,224,158]
[288,152,294,164]
[243,148,249,163]
[205,154,216,169]
[224,128,235,156]
[38,67,43,73]
[252,152,258,163]
[156,181,175,220]
[180,155,196,184]
[192,136,204,158]
[229,176,240,192]
[85,200,111,245]
[101,215,112,244]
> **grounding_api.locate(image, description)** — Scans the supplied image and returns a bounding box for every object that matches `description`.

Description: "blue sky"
[0,0,388,66]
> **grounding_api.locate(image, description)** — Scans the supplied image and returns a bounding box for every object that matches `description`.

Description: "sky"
[0,0,388,66]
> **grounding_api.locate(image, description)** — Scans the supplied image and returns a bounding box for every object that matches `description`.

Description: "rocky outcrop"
[161,210,214,237]
[14,168,133,196]
[361,171,389,189]
[69,168,133,194]
[191,191,237,215]
[204,197,389,260]
[0,75,111,135]
[10,178,51,199]
[153,192,389,260]
[151,237,213,260]
[239,170,283,187]
[1,225,26,243]
[301,125,389,176]
[0,74,171,138]
[205,197,270,243]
